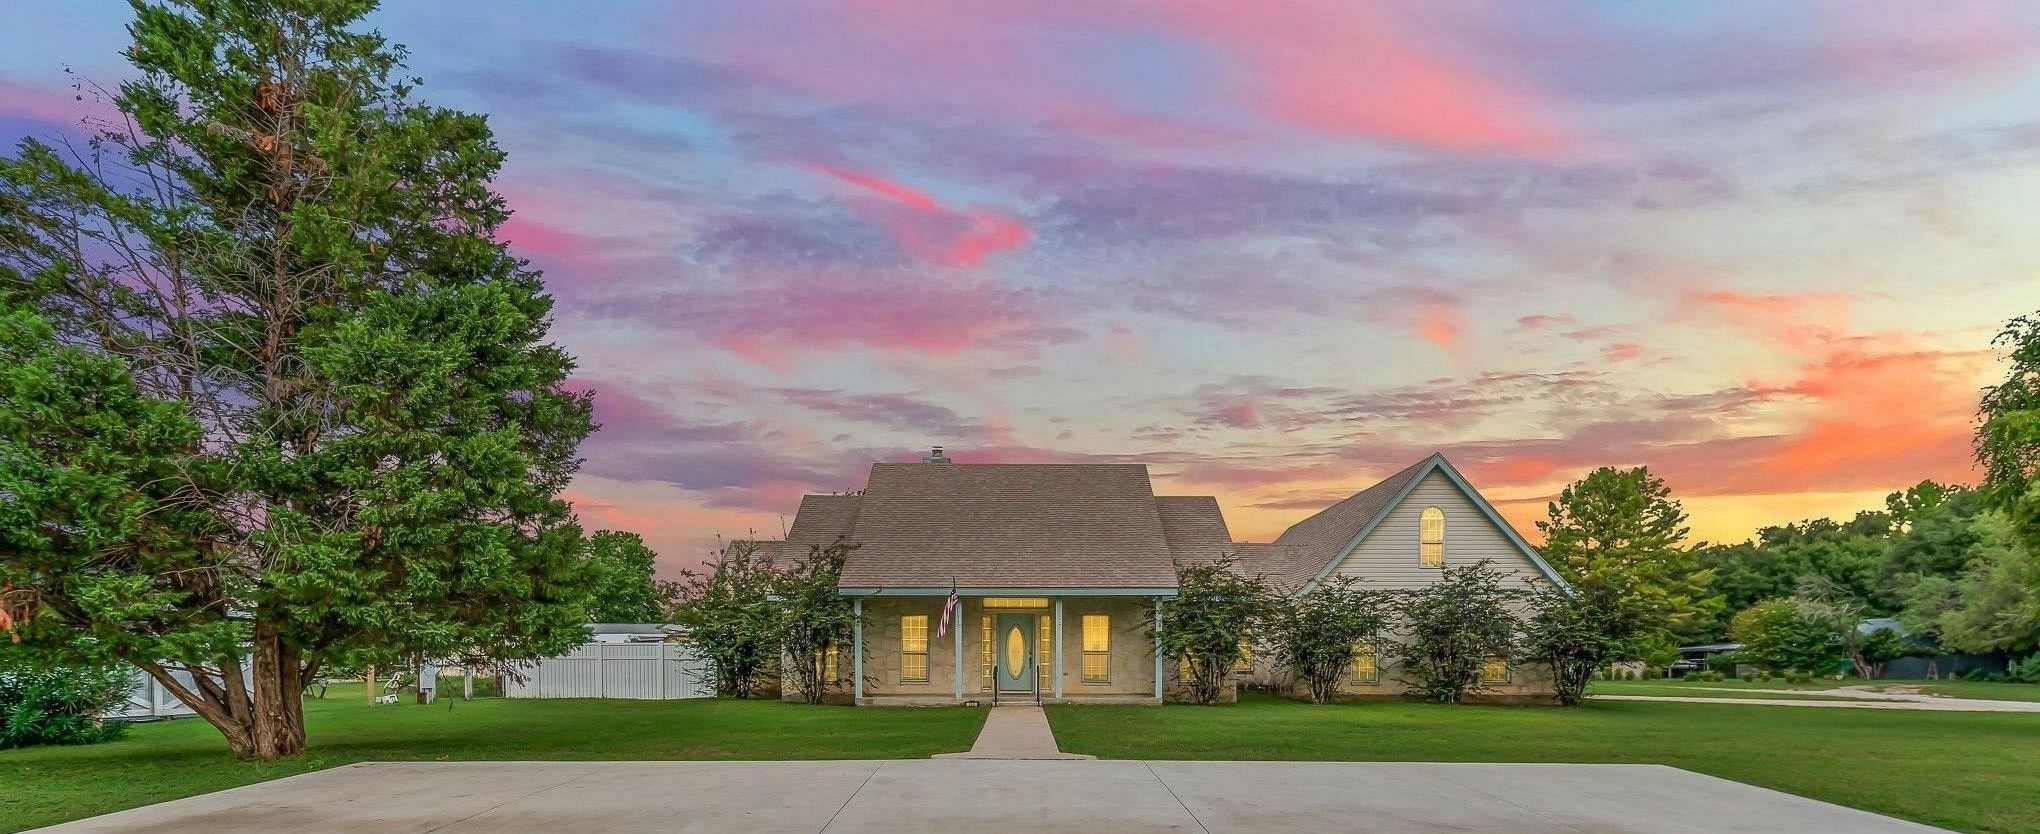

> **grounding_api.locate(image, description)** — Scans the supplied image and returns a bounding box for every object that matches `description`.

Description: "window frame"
[1419,506,1445,567]
[1482,655,1511,685]
[1080,613,1111,683]
[900,614,930,683]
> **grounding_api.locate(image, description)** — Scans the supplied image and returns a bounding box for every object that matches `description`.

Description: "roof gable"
[1282,454,1567,593]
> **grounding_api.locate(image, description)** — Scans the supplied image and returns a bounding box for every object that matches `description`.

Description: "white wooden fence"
[501,641,713,700]
[106,662,254,720]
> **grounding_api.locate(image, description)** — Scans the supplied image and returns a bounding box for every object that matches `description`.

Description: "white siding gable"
[1324,470,1551,591]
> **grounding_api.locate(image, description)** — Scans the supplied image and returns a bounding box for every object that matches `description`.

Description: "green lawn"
[0,685,983,833]
[1046,692,2040,834]
[1589,681,1880,701]
[1595,677,2040,703]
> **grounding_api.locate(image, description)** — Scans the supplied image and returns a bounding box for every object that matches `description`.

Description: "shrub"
[1787,671,1813,685]
[1270,575,1386,704]
[1707,653,1739,675]
[0,663,132,749]
[1387,562,1524,704]
[1741,671,1757,682]
[2006,654,2040,684]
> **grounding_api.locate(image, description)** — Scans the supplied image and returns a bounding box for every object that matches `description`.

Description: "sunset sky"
[5,2,2036,574]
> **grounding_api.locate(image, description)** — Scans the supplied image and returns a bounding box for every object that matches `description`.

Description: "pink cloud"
[677,0,1566,155]
[0,77,107,130]
[1601,342,1646,362]
[812,165,1032,267]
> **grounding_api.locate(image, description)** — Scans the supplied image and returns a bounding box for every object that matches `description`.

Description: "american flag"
[937,585,959,637]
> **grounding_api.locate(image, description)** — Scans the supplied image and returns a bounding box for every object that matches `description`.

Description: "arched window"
[1419,506,1445,567]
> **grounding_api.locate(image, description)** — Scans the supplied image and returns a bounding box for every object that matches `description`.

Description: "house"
[749,449,1565,705]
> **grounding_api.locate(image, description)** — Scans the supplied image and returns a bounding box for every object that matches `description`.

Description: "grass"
[1588,681,1881,701]
[1595,677,2040,703]
[1046,691,2040,834]
[0,683,983,833]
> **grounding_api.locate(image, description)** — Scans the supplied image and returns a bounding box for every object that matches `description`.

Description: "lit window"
[982,597,1050,609]
[1038,616,1052,690]
[1082,614,1111,683]
[1420,507,1445,567]
[1482,655,1510,684]
[901,615,929,682]
[817,643,840,684]
[980,614,993,689]
[1351,640,1378,684]
[1235,640,1254,673]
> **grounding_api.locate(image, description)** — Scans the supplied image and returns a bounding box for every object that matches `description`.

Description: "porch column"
[953,597,965,700]
[1052,597,1065,699]
[1152,597,1164,701]
[852,596,865,702]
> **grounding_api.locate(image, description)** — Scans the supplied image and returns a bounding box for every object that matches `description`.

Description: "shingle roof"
[787,494,862,543]
[1228,542,1310,594]
[833,463,1181,590]
[1270,454,1436,589]
[1155,495,1233,565]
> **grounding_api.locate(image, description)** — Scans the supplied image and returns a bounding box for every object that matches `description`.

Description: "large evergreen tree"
[0,0,596,759]
[1537,466,1717,645]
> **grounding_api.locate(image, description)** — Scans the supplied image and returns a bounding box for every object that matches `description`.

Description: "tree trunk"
[250,620,308,761]
[365,666,376,703]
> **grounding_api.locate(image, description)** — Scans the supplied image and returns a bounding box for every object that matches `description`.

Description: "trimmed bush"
[0,663,133,749]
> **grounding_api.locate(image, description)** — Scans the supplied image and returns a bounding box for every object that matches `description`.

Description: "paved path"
[33,760,1949,833]
[1595,693,2040,712]
[932,704,1093,760]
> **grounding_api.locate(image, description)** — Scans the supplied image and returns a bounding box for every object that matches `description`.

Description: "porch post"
[1152,597,1164,701]
[1052,597,1065,700]
[953,597,965,700]
[852,596,865,703]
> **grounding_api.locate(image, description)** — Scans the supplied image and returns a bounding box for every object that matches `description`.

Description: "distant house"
[749,450,1565,705]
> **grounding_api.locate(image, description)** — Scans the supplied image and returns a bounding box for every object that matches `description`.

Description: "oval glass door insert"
[1004,626,1025,676]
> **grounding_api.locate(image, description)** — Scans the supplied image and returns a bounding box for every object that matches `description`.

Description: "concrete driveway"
[32,760,1947,833]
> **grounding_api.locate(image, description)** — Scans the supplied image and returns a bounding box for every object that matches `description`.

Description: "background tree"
[1978,312,2040,557]
[1901,513,2040,659]
[1795,576,1872,677]
[773,543,855,705]
[1878,486,1988,610]
[1157,557,1274,705]
[671,541,778,698]
[0,0,596,759]
[583,531,676,623]
[1388,561,1524,703]
[1536,466,1716,657]
[1269,575,1388,704]
[1729,598,1843,674]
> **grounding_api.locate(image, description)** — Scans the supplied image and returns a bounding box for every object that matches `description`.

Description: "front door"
[995,613,1035,692]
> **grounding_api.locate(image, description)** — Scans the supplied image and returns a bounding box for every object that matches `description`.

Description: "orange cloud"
[1415,301,1464,352]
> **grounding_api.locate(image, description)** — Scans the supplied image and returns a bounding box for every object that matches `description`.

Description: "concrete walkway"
[932,704,1093,759]
[32,760,1949,833]
[1595,693,2040,712]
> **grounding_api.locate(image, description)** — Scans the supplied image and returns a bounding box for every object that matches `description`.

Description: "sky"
[3,2,2037,576]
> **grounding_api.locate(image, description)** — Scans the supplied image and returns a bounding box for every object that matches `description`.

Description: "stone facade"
[802,596,1170,705]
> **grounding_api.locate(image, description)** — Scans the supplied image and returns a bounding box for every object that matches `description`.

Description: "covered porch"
[842,589,1172,706]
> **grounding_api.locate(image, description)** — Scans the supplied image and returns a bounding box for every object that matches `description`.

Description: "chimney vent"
[923,446,950,464]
